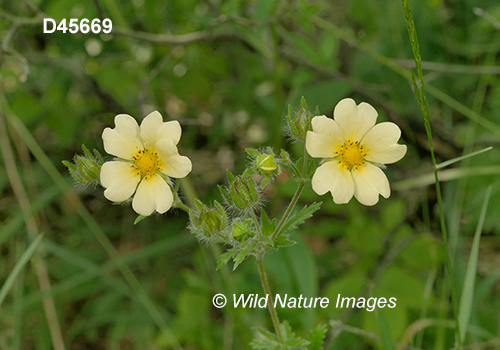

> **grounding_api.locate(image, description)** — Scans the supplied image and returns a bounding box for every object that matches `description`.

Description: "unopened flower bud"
[285,96,314,141]
[219,172,260,212]
[257,154,278,176]
[190,200,227,239]
[63,145,102,185]
[232,219,251,238]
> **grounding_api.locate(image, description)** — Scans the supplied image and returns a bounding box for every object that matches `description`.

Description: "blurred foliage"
[1,0,500,349]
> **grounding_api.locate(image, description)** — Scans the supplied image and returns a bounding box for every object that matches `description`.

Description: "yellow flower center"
[336,140,367,171]
[131,148,162,180]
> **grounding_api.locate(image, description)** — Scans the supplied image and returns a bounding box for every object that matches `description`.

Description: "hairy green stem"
[271,182,305,240]
[250,210,262,238]
[271,141,309,240]
[257,255,284,344]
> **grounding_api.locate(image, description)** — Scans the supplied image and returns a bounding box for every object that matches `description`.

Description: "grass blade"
[458,186,492,344]
[0,234,44,307]
[437,147,493,170]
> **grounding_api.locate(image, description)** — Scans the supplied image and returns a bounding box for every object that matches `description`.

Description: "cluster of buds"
[189,199,228,240]
[62,145,103,186]
[285,96,316,142]
[219,171,261,212]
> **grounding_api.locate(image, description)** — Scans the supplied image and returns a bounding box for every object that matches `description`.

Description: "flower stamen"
[337,141,365,170]
[132,148,162,180]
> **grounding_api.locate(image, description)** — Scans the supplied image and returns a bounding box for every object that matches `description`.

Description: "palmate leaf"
[279,202,322,235]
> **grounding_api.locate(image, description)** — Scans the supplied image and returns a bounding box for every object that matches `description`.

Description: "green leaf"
[243,167,257,178]
[226,169,235,182]
[281,321,309,348]
[254,0,278,21]
[319,32,339,63]
[261,209,276,237]
[216,249,238,270]
[0,234,44,307]
[377,307,394,350]
[233,241,256,270]
[458,186,492,344]
[261,176,271,190]
[436,147,493,170]
[307,324,327,350]
[82,144,94,159]
[279,202,322,235]
[218,185,230,203]
[254,327,278,341]
[273,234,296,248]
[134,215,147,225]
[246,148,261,157]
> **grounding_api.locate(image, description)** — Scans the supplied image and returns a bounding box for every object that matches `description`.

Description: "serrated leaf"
[281,321,309,348]
[255,327,278,341]
[251,327,280,350]
[274,235,296,248]
[307,324,327,350]
[279,202,322,235]
[233,241,256,270]
[261,209,276,237]
[250,340,278,350]
[285,338,309,347]
[217,249,238,270]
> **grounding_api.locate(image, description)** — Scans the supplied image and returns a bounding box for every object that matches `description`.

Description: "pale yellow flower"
[306,98,406,206]
[100,111,192,216]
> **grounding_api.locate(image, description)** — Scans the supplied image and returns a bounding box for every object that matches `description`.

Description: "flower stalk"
[256,255,285,345]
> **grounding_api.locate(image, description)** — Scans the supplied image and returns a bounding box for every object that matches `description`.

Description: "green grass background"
[1,0,500,348]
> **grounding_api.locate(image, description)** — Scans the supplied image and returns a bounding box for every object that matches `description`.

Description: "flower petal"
[333,98,377,142]
[100,161,140,202]
[306,115,343,158]
[102,114,143,159]
[351,163,390,206]
[156,138,192,178]
[361,122,407,164]
[132,175,173,216]
[140,111,182,149]
[311,161,354,204]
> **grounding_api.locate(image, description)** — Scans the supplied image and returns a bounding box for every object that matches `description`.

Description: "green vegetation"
[1,0,500,348]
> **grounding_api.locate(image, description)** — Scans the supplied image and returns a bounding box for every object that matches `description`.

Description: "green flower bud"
[190,200,227,239]
[285,96,314,142]
[257,154,278,176]
[74,155,101,182]
[232,218,251,238]
[219,172,260,212]
[63,145,102,185]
